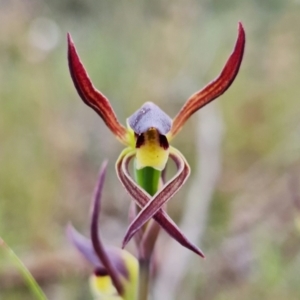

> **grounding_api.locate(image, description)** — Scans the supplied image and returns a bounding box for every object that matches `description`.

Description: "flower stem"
[138,258,151,300]
[134,165,161,300]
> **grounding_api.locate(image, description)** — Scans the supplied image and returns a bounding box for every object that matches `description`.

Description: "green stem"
[138,258,151,300]
[0,237,47,300]
[134,165,161,300]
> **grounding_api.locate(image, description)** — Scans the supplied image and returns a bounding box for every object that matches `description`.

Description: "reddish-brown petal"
[67,223,105,269]
[67,224,129,281]
[169,22,246,139]
[122,147,190,246]
[128,202,144,247]
[90,161,124,296]
[67,34,128,144]
[115,150,205,258]
[139,219,160,260]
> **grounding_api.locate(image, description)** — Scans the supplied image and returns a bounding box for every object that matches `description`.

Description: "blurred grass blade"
[0,237,48,300]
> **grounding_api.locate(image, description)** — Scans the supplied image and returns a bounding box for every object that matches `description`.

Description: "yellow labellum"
[89,249,138,300]
[135,128,169,171]
[121,250,139,299]
[90,275,122,300]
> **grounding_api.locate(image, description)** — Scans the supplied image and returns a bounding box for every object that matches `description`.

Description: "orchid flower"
[67,161,138,300]
[68,22,245,257]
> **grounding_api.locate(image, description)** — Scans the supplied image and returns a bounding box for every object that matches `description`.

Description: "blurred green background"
[1,0,300,299]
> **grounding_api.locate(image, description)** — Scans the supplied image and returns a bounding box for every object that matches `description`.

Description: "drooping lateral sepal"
[116,149,205,258]
[67,161,138,299]
[67,224,129,280]
[122,147,191,247]
[67,34,128,145]
[139,218,161,260]
[128,191,161,260]
[68,226,138,300]
[90,161,125,296]
[168,22,246,140]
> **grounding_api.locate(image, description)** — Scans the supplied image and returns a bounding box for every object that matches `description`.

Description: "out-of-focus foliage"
[1,0,300,299]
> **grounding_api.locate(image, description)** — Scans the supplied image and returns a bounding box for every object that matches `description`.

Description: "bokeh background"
[1,0,300,299]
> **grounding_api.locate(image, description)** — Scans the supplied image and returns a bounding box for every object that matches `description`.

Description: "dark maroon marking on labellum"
[94,267,109,277]
[159,135,169,150]
[136,134,145,148]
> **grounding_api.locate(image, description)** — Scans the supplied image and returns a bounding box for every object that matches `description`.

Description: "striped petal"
[129,201,160,260]
[139,219,160,260]
[168,22,246,140]
[122,147,191,245]
[67,34,128,145]
[67,224,128,279]
[68,222,138,300]
[67,223,104,269]
[90,161,124,296]
[67,161,128,296]
[116,149,205,257]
